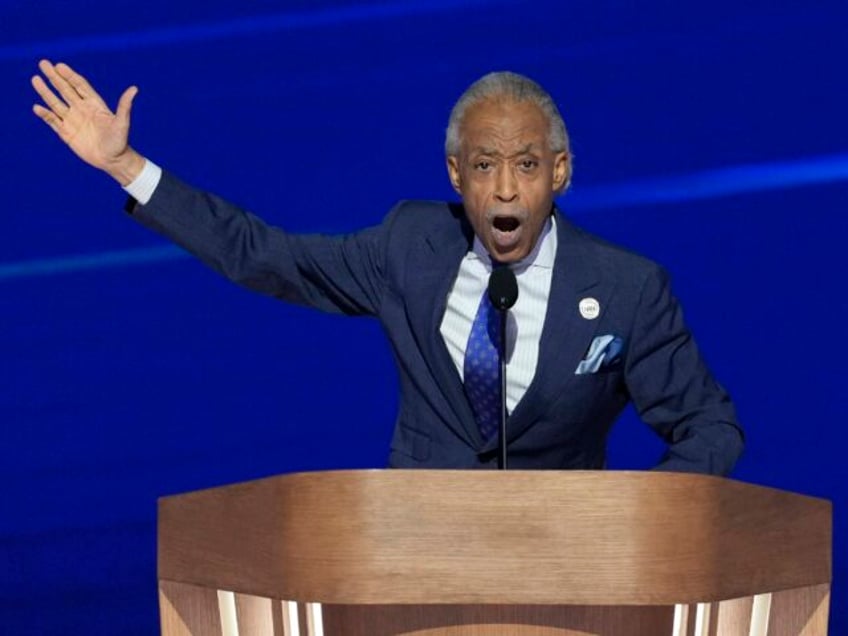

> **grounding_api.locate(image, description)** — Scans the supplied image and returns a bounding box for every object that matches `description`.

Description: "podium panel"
[158,471,832,635]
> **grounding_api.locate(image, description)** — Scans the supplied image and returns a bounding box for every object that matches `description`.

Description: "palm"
[61,94,127,166]
[32,60,137,173]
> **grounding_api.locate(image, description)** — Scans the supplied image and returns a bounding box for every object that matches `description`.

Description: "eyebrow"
[472,144,538,158]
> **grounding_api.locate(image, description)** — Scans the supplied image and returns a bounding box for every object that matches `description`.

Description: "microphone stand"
[488,265,517,471]
[497,308,508,470]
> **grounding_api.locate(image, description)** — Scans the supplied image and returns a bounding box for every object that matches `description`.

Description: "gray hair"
[444,71,570,159]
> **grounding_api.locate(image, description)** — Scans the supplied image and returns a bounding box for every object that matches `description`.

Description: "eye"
[474,160,493,172]
[518,159,539,171]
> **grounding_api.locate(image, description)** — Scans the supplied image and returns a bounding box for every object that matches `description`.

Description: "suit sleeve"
[126,170,391,317]
[623,266,744,475]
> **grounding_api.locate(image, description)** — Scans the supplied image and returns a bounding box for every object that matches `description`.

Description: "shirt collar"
[470,214,557,272]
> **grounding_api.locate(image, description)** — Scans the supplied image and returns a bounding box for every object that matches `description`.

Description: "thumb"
[116,85,138,125]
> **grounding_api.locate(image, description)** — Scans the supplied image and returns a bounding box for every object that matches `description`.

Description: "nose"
[494,164,518,203]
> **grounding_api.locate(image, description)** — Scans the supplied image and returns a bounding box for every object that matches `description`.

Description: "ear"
[552,151,570,193]
[446,156,463,195]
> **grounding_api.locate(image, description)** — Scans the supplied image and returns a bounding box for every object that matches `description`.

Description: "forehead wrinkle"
[459,100,550,159]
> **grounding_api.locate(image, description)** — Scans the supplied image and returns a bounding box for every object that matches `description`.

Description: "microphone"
[488,266,518,310]
[487,266,518,469]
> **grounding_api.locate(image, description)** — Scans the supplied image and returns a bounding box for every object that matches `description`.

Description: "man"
[31,60,744,474]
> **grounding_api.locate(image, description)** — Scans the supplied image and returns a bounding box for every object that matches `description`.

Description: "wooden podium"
[157,471,831,635]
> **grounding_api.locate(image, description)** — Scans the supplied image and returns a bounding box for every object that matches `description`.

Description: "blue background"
[2,1,847,632]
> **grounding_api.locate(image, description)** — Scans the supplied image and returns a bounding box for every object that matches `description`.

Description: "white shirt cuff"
[123,159,163,205]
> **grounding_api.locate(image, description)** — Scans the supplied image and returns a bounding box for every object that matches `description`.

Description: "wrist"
[106,148,146,186]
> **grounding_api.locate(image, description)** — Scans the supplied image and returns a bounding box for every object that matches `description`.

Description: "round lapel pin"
[579,297,600,320]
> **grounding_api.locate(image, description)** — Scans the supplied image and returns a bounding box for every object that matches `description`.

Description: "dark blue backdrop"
[2,1,847,633]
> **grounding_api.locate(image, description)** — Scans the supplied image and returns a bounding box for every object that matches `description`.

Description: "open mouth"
[493,216,520,233]
[490,215,523,251]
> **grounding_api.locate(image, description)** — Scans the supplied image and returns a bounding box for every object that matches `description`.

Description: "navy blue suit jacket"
[130,171,744,475]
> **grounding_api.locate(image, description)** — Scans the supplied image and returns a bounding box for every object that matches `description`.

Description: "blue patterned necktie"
[463,288,503,441]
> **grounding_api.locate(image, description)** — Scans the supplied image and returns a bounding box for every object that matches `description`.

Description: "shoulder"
[384,199,466,227]
[378,199,473,244]
[558,213,666,281]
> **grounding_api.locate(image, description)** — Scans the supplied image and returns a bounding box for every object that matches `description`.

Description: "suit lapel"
[403,205,482,446]
[402,206,615,451]
[503,211,612,445]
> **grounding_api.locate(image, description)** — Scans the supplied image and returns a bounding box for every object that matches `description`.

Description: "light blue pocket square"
[574,335,624,375]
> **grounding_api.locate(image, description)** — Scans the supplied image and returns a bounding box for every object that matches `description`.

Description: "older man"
[32,61,744,474]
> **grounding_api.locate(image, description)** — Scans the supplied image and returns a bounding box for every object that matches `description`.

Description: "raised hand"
[32,60,145,185]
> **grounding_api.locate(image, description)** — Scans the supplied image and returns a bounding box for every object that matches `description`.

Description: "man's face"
[447,98,569,263]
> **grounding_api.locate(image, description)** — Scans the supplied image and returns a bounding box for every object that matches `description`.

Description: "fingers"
[31,73,68,119]
[38,59,84,107]
[32,103,63,135]
[115,86,138,124]
[55,62,101,103]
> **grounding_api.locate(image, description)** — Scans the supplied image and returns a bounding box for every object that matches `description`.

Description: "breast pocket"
[557,369,626,416]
